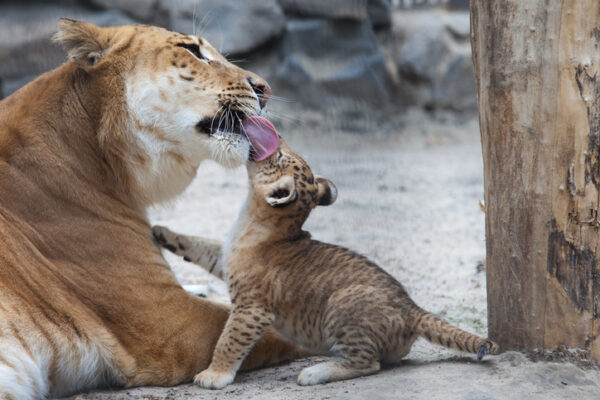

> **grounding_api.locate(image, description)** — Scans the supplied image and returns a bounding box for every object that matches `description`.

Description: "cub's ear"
[265,175,297,207]
[53,19,106,67]
[315,176,337,206]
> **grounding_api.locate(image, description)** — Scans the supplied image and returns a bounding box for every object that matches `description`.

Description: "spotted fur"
[154,139,500,389]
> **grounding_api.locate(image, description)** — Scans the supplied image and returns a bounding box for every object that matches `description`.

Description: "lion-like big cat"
[154,138,499,389]
[0,19,303,399]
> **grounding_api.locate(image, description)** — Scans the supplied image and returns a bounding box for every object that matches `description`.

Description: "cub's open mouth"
[195,112,279,161]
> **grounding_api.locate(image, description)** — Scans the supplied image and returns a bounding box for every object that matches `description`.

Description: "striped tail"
[412,309,499,360]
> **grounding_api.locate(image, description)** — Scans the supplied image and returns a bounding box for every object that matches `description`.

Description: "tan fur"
[154,139,500,389]
[0,21,302,399]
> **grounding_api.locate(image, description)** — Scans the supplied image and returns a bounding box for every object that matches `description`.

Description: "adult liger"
[0,20,301,399]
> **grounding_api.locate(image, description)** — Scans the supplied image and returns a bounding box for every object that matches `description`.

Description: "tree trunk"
[471,1,600,358]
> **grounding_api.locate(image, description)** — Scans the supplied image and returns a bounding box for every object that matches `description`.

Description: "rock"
[368,0,392,28]
[163,0,285,56]
[432,53,476,111]
[388,10,475,112]
[89,0,161,23]
[392,18,450,81]
[395,0,441,10]
[277,0,391,27]
[445,0,470,10]
[278,0,368,20]
[88,9,140,27]
[0,3,135,98]
[444,13,470,40]
[275,18,400,108]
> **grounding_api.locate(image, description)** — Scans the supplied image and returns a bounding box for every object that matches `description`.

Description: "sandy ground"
[70,109,600,399]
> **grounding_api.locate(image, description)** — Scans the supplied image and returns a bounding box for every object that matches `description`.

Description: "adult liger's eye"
[176,43,207,61]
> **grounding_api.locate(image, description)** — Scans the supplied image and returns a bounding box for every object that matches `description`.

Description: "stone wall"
[0,0,475,113]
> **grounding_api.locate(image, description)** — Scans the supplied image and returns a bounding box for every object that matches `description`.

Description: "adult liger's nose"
[247,77,272,109]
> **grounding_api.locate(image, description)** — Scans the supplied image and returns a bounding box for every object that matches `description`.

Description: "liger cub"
[153,134,499,389]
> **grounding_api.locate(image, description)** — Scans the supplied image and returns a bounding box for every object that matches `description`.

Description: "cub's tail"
[412,309,499,360]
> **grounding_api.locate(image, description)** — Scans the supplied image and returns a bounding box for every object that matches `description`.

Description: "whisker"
[235,103,255,118]
[227,95,260,115]
[217,107,227,132]
[192,2,197,36]
[265,95,294,103]
[210,103,226,133]
[263,109,304,123]
[194,6,216,39]
[224,105,231,132]
[227,106,233,132]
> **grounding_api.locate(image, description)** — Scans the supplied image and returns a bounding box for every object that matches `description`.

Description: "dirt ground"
[70,109,600,399]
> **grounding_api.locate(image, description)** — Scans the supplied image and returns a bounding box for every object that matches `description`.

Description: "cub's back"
[256,237,413,316]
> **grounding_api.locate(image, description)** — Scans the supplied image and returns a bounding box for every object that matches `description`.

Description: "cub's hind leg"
[298,336,381,386]
[297,359,380,386]
[152,225,225,279]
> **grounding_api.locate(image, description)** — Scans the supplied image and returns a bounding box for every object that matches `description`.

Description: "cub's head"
[246,139,337,236]
[53,20,274,205]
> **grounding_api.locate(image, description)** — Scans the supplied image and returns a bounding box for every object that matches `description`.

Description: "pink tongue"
[241,116,279,161]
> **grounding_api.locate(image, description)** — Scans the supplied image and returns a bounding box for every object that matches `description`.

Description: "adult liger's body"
[0,20,301,399]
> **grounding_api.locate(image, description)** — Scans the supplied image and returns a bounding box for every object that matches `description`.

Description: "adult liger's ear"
[53,19,106,67]
[315,176,337,206]
[265,175,297,207]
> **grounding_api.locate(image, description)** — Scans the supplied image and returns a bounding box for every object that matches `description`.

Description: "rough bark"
[471,1,600,358]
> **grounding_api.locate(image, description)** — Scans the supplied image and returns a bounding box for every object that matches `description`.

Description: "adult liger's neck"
[0,62,139,211]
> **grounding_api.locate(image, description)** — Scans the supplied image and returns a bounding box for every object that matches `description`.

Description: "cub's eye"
[176,43,207,61]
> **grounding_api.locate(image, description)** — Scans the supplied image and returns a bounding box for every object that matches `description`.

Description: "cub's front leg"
[152,225,225,279]
[194,305,274,389]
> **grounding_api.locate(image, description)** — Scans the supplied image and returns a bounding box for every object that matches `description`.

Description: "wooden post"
[471,1,600,358]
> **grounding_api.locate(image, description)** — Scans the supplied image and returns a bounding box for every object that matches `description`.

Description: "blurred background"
[0,0,474,118]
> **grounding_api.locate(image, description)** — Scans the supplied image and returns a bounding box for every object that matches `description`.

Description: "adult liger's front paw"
[194,368,235,389]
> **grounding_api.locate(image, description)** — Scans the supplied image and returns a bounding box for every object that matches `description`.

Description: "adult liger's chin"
[208,132,251,169]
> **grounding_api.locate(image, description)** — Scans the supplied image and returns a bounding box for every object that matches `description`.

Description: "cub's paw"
[297,364,332,386]
[194,369,235,390]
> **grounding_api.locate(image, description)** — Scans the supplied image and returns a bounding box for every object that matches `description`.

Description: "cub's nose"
[247,77,272,109]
